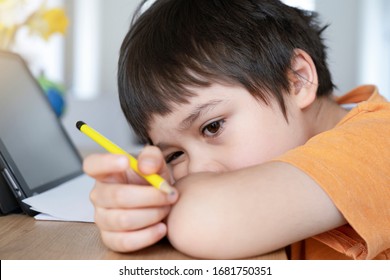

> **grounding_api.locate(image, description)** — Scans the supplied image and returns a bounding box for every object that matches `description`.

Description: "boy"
[83,0,390,259]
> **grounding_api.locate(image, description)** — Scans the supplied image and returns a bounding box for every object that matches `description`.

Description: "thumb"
[137,145,171,181]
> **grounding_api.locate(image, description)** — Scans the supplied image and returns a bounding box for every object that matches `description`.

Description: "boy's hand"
[83,146,178,253]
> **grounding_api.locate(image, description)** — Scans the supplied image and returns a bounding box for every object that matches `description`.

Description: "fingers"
[83,146,177,253]
[90,181,178,253]
[84,153,128,175]
[83,153,130,182]
[83,147,171,184]
[95,206,171,231]
[83,153,147,185]
[100,223,167,253]
[138,146,171,182]
[90,181,178,208]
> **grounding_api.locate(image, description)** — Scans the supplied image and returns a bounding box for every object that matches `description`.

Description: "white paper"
[22,174,95,223]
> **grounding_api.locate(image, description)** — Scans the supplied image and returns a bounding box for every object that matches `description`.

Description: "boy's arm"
[167,161,346,259]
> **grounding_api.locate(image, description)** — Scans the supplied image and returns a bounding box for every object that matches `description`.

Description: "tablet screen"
[0,52,82,195]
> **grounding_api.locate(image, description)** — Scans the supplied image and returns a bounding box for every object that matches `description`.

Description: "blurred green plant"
[38,73,66,117]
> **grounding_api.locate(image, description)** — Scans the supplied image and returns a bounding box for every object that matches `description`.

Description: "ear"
[288,49,318,109]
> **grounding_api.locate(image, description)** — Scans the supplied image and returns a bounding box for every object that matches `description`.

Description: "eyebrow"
[178,99,225,131]
[155,99,227,151]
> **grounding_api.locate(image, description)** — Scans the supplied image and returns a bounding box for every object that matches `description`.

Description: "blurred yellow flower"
[0,0,69,49]
[27,6,68,40]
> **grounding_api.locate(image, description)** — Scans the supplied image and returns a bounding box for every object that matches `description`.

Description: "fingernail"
[141,157,157,170]
[157,223,167,235]
[116,156,128,167]
[167,189,178,203]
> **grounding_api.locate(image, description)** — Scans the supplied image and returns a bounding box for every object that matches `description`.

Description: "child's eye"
[165,151,184,164]
[202,119,225,137]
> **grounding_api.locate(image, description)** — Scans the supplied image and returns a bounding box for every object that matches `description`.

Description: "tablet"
[0,51,83,215]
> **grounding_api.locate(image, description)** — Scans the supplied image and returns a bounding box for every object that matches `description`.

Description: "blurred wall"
[61,0,142,153]
[316,0,360,95]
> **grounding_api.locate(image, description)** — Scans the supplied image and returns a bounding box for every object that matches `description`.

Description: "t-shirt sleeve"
[274,102,390,259]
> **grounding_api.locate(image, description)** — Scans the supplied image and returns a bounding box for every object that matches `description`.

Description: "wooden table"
[0,214,287,260]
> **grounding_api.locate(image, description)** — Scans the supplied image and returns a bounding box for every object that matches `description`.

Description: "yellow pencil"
[76,121,174,194]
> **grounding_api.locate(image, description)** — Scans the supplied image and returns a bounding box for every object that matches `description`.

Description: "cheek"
[171,162,189,182]
[225,140,273,169]
[225,121,304,169]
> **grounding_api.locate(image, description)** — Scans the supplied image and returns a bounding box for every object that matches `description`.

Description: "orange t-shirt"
[276,85,390,259]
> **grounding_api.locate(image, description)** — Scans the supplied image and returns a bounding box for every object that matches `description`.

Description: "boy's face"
[149,83,310,182]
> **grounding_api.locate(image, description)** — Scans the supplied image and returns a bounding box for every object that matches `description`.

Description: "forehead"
[149,83,243,124]
[147,82,278,142]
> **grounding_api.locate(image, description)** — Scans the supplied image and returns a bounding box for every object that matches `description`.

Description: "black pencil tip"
[76,121,86,130]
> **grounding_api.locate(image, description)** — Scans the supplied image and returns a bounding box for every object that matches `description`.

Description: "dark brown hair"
[118,0,334,143]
